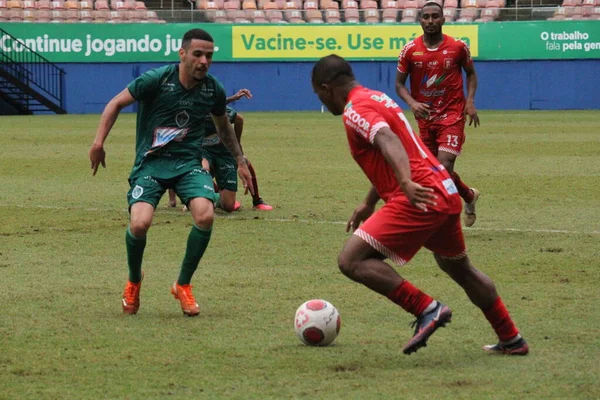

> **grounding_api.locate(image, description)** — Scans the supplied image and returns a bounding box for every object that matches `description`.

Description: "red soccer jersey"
[397,34,473,124]
[343,86,462,214]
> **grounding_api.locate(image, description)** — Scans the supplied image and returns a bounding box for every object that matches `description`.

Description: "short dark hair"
[182,29,214,49]
[311,54,355,86]
[422,1,443,12]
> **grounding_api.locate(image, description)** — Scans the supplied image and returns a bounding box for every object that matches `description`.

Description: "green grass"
[1,111,599,399]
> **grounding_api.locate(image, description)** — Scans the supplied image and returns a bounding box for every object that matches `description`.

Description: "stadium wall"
[61,60,599,114]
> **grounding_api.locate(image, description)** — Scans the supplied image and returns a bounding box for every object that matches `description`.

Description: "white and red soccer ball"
[294,299,341,346]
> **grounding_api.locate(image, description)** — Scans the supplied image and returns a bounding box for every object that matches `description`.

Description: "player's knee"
[192,211,213,229]
[235,114,244,125]
[129,217,151,237]
[337,252,358,279]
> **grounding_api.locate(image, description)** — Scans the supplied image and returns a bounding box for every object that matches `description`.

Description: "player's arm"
[395,70,430,120]
[463,62,480,127]
[373,127,437,211]
[89,88,136,175]
[212,113,255,195]
[226,88,252,105]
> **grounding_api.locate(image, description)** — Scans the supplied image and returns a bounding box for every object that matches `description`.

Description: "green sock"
[125,226,146,283]
[214,192,221,209]
[178,224,212,285]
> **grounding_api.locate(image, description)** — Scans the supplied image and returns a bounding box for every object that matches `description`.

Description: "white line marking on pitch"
[2,203,597,236]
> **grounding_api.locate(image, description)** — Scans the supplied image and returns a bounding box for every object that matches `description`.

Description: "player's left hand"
[233,89,252,101]
[465,101,480,127]
[402,181,437,212]
[237,159,255,196]
[346,203,375,233]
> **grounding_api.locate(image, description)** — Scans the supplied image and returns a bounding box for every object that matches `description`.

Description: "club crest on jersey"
[176,110,190,128]
[443,58,454,69]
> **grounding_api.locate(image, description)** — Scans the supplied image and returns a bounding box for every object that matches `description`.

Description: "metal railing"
[0,27,66,111]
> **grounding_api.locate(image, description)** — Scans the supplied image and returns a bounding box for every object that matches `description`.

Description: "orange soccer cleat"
[122,275,143,315]
[171,282,200,317]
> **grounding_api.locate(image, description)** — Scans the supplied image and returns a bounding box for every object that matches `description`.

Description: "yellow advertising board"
[232,25,478,60]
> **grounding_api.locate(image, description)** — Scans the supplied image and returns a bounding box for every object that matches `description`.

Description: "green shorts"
[127,168,215,208]
[203,147,238,192]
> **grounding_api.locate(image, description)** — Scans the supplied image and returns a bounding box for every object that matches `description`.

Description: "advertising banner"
[1,21,599,62]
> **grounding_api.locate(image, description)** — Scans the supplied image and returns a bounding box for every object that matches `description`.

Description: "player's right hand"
[89,143,106,176]
[410,102,430,120]
[402,181,437,212]
[346,204,375,233]
[233,89,252,101]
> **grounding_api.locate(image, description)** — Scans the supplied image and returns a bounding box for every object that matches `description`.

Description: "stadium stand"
[0,0,584,23]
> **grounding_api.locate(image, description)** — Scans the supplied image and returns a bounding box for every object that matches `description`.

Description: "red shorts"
[354,199,466,266]
[419,117,466,157]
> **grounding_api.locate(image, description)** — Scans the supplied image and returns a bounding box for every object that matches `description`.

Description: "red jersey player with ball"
[396,1,480,227]
[311,54,528,355]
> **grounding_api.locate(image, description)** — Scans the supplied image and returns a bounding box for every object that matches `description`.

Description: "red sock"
[451,171,474,203]
[482,297,520,342]
[247,162,260,202]
[387,280,434,317]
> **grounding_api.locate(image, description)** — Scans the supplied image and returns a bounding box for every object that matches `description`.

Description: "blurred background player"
[89,29,254,317]
[169,88,273,211]
[312,54,528,356]
[395,1,480,227]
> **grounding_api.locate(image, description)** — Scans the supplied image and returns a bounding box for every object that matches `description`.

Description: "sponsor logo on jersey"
[413,51,423,56]
[344,105,370,138]
[160,82,175,92]
[427,60,439,67]
[201,134,220,147]
[148,127,190,154]
[422,73,447,88]
[414,61,423,68]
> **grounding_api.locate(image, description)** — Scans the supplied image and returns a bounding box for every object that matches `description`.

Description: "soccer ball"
[294,299,341,346]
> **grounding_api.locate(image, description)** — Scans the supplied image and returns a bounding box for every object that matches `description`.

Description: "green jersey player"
[168,88,273,212]
[89,29,254,317]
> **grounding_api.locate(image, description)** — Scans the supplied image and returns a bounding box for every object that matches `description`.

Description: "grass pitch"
[1,111,599,399]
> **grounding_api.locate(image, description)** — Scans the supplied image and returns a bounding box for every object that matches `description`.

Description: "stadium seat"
[571,5,584,18]
[364,7,379,22]
[402,0,417,10]
[400,7,417,21]
[324,8,340,21]
[36,8,51,20]
[247,8,267,20]
[284,8,302,21]
[265,8,282,21]
[445,0,458,6]
[273,0,285,9]
[65,8,79,21]
[7,0,22,8]
[22,0,34,8]
[382,0,398,8]
[342,0,358,8]
[224,0,240,9]
[36,0,50,9]
[443,7,457,20]
[360,0,377,8]
[95,0,110,10]
[22,8,34,20]
[382,7,397,21]
[324,0,338,8]
[232,9,250,21]
[344,7,358,21]
[304,0,317,9]
[283,0,298,9]
[50,8,65,20]
[462,0,479,7]
[0,0,5,8]
[242,0,257,9]
[8,7,23,19]
[306,8,323,21]
[205,8,225,20]
[456,6,478,21]
[0,8,6,20]
[263,1,277,9]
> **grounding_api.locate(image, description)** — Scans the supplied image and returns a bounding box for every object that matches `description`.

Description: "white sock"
[501,334,522,346]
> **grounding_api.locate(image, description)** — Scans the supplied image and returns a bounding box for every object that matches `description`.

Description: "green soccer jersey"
[126,64,227,179]
[200,106,237,156]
